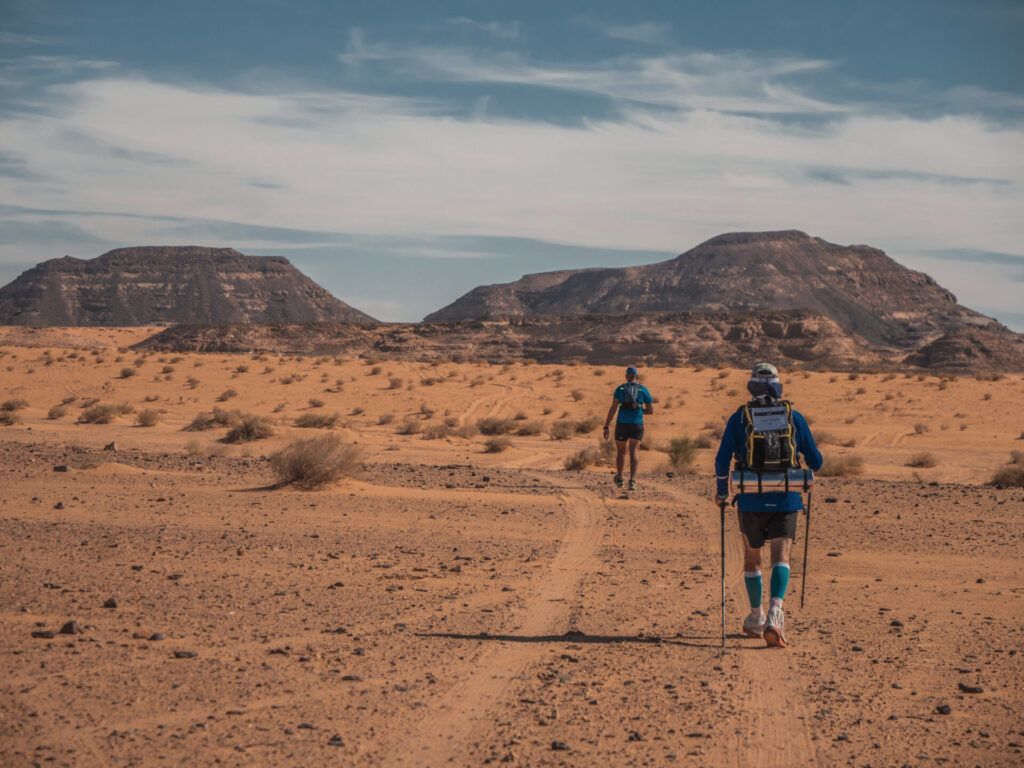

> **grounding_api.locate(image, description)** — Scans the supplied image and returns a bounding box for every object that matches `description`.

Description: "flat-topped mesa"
[425,230,995,348]
[0,246,375,326]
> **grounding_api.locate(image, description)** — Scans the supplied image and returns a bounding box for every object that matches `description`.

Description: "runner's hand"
[602,425,609,438]
[715,493,729,506]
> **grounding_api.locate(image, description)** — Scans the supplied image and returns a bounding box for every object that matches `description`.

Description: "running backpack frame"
[738,399,798,473]
[619,382,643,410]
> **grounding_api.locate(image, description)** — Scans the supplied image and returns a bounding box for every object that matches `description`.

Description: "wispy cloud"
[444,18,521,40]
[605,22,672,45]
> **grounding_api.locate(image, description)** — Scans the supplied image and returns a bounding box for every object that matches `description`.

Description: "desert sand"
[1,327,1022,767]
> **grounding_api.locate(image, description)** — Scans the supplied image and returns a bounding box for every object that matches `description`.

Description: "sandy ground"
[1,328,1023,767]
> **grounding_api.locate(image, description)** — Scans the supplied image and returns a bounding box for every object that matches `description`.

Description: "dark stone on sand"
[958,682,983,694]
[53,465,68,472]
[173,650,197,658]
[666,471,677,478]
[328,734,345,746]
[59,621,83,635]
[54,502,64,510]
[104,441,118,451]
[341,675,362,681]
[689,565,703,571]
[103,598,118,608]
[627,730,644,741]
[550,741,569,751]
[890,620,904,627]
[297,723,314,729]
[976,578,986,584]
[149,632,165,641]
[824,497,838,503]
[936,704,952,715]
[31,629,57,638]
[827,552,841,557]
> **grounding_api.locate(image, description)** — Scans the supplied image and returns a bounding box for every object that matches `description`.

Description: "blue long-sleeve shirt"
[714,404,822,512]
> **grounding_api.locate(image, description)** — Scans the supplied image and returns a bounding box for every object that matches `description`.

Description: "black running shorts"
[614,423,644,442]
[737,509,798,549]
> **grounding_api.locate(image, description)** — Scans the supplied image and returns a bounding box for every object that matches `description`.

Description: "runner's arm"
[714,412,741,499]
[793,412,823,471]
[642,387,653,415]
[602,398,619,434]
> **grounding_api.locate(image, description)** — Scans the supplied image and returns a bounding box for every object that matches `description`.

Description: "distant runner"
[602,365,653,491]
[714,362,822,647]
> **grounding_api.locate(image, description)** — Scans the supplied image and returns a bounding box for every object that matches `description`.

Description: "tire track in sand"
[670,485,817,767]
[385,487,604,767]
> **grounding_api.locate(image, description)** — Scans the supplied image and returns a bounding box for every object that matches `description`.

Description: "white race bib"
[750,406,789,432]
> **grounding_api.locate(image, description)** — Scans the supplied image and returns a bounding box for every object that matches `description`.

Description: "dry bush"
[842,438,858,448]
[223,415,274,443]
[516,420,545,436]
[913,422,929,434]
[388,376,404,390]
[351,406,365,416]
[906,452,938,468]
[477,417,514,435]
[1010,450,1024,465]
[295,412,340,429]
[419,402,436,418]
[667,436,699,472]
[47,404,67,420]
[79,397,100,408]
[136,408,160,427]
[597,438,616,463]
[453,424,479,439]
[695,434,713,449]
[817,454,865,477]
[1,398,28,411]
[815,431,836,445]
[120,367,136,378]
[271,434,364,489]
[184,407,241,431]
[368,366,382,376]
[469,376,486,388]
[991,464,1024,487]
[444,415,459,428]
[0,410,19,426]
[574,415,602,434]
[78,403,133,424]
[377,413,395,425]
[236,365,249,373]
[187,376,200,389]
[307,397,325,408]
[513,411,528,421]
[396,419,422,435]
[982,392,992,401]
[550,420,574,440]
[565,446,600,470]
[570,389,585,402]
[423,423,451,440]
[161,365,175,374]
[484,436,512,453]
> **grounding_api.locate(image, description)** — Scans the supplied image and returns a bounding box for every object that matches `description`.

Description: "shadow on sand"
[416,630,725,650]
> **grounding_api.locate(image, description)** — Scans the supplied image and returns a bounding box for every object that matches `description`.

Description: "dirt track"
[1,330,1022,766]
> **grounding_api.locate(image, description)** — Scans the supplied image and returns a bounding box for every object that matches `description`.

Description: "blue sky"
[1,0,1022,326]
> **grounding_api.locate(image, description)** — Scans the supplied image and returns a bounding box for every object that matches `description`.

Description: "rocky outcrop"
[425,230,996,349]
[0,246,375,326]
[903,326,1024,371]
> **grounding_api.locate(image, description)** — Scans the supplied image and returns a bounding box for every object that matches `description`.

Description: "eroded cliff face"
[0,246,375,326]
[425,230,995,348]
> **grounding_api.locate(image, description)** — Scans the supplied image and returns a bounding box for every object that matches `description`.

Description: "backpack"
[619,382,642,410]
[738,399,798,472]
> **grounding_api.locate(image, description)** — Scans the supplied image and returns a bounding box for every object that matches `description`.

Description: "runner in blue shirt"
[714,362,822,647]
[602,366,653,491]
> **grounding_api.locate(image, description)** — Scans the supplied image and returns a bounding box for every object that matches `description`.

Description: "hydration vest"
[738,399,798,472]
[619,382,642,410]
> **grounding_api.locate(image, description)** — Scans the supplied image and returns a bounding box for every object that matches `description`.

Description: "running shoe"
[764,606,787,648]
[627,479,637,491]
[742,611,765,638]
[613,475,623,487]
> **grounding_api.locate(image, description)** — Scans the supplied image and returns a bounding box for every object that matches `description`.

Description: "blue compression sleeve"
[770,562,790,601]
[744,570,763,609]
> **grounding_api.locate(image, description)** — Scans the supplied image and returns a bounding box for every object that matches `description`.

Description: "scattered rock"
[327,734,345,747]
[827,552,841,557]
[976,578,986,584]
[958,682,983,694]
[173,650,197,659]
[31,629,57,639]
[59,621,83,635]
[102,598,118,609]
[835,732,851,742]
[341,675,362,682]
[935,704,952,715]
[54,502,64,510]
[53,465,68,472]
[297,723,314,729]
[890,620,904,627]
[550,741,569,751]
[824,497,839,503]
[666,471,677,478]
[627,730,644,742]
[149,632,166,641]
[689,564,703,571]
[104,441,118,452]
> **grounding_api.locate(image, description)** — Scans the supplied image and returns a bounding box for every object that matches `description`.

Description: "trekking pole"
[800,487,812,609]
[719,500,726,652]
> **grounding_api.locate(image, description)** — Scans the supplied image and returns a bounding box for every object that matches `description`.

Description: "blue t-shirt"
[614,383,652,425]
[714,404,822,513]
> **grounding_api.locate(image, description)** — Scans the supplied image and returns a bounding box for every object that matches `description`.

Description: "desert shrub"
[565,446,600,471]
[186,439,204,456]
[79,404,121,424]
[484,436,512,453]
[79,397,100,408]
[574,415,601,434]
[842,438,858,448]
[906,452,938,468]
[120,367,136,378]
[695,434,714,449]
[186,376,200,389]
[368,366,382,376]
[667,436,699,472]
[513,411,528,421]
[236,365,249,373]
[982,392,992,401]
[388,376,404,390]
[396,419,422,435]
[453,424,479,439]
[419,402,436,419]
[0,398,28,411]
[477,417,513,435]
[913,422,929,434]
[223,415,274,443]
[817,454,865,477]
[991,465,1024,487]
[307,397,325,408]
[271,434,364,489]
[1010,450,1024,465]
[444,415,459,428]
[351,406,365,416]
[423,423,451,440]
[0,410,19,426]
[295,412,340,429]
[570,389,585,402]
[218,388,238,402]
[550,420,574,440]
[47,404,67,420]
[516,420,545,436]
[184,406,242,431]
[135,408,160,427]
[377,413,395,425]
[161,365,175,374]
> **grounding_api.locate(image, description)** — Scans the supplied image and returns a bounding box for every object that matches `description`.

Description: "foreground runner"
[602,365,653,491]
[714,363,822,647]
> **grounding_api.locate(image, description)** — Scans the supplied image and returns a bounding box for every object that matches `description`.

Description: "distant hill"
[425,230,995,349]
[0,246,375,326]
